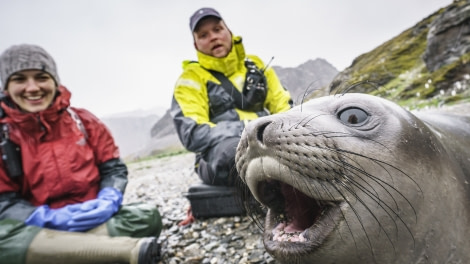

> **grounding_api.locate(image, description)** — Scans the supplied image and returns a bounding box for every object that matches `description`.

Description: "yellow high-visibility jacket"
[171,36,292,154]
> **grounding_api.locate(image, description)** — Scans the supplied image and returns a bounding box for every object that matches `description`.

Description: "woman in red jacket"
[0,44,162,264]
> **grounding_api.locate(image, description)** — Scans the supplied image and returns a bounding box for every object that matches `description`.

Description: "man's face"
[5,69,57,113]
[193,17,232,58]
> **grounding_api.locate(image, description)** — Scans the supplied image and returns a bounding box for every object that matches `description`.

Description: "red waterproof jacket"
[0,86,123,213]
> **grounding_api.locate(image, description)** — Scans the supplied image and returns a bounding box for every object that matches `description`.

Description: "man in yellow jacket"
[171,7,292,186]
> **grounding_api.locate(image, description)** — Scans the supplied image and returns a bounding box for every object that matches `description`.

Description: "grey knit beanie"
[0,44,60,91]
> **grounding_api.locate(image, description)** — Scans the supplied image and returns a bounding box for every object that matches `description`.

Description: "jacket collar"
[1,85,72,134]
[196,35,246,76]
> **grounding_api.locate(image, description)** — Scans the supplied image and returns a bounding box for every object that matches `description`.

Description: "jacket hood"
[194,35,246,76]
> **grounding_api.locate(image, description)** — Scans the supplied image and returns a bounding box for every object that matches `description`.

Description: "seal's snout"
[242,117,278,152]
[235,116,280,187]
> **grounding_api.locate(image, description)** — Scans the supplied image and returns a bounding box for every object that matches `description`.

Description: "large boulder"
[423,0,470,72]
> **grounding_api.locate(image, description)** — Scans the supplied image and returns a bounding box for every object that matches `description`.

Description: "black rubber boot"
[137,237,162,264]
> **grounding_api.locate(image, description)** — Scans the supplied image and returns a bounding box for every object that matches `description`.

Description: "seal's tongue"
[281,183,318,232]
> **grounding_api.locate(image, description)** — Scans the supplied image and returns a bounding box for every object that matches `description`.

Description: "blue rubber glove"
[67,187,123,231]
[24,203,83,231]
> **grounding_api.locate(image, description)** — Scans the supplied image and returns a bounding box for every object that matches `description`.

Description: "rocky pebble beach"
[124,152,276,264]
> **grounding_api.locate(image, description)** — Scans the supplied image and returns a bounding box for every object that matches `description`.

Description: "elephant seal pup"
[235,93,470,264]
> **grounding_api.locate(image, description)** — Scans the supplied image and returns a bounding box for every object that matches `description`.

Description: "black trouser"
[196,137,240,186]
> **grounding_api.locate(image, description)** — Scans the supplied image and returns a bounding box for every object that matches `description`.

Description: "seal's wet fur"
[235,93,470,264]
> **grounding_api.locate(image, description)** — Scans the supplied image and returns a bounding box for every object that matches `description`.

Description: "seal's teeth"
[272,231,307,242]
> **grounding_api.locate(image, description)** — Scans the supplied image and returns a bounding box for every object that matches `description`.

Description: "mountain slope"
[101,114,159,157]
[328,0,469,109]
[273,58,338,104]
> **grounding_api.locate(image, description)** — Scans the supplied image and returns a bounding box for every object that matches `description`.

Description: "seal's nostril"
[256,121,272,143]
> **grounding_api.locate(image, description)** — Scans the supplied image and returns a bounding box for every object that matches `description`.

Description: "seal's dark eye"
[338,107,368,125]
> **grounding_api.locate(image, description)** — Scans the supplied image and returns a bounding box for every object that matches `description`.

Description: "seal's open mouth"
[257,180,343,246]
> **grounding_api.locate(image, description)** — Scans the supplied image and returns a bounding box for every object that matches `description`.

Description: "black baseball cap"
[189,7,222,32]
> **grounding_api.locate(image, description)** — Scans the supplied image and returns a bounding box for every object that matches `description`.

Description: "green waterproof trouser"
[0,203,162,264]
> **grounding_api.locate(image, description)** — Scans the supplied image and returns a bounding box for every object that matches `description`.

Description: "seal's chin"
[257,180,344,253]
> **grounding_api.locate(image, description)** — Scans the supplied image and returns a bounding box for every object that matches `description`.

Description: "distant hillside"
[273,58,339,104]
[101,114,160,158]
[150,109,174,138]
[131,109,184,160]
[328,0,469,109]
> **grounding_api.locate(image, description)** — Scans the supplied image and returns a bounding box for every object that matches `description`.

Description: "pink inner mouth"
[272,183,319,242]
[282,183,317,230]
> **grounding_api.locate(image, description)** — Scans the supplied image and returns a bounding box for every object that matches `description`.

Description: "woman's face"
[193,17,232,58]
[5,69,57,113]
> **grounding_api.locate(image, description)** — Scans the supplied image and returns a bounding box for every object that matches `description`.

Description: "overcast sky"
[0,0,451,117]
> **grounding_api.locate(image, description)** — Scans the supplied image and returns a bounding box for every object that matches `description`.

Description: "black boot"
[137,237,162,264]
